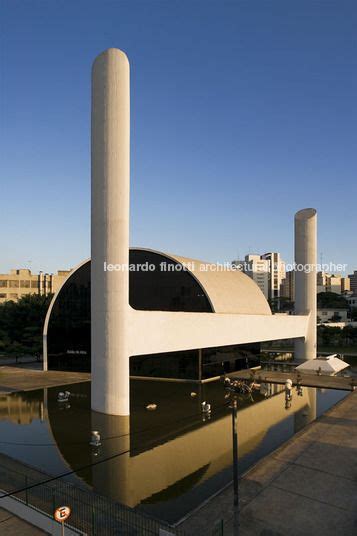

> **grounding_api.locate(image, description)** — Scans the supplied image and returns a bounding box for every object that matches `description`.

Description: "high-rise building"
[0,268,72,303]
[327,274,342,294]
[317,271,329,293]
[317,272,351,295]
[261,252,286,300]
[243,255,270,299]
[348,271,357,294]
[341,277,350,294]
[232,252,286,301]
[280,270,295,301]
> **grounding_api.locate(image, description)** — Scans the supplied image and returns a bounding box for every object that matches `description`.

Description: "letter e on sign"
[54,506,71,523]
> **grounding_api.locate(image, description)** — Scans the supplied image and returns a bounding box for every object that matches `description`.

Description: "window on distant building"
[9,281,19,288]
[20,280,30,288]
[0,281,8,287]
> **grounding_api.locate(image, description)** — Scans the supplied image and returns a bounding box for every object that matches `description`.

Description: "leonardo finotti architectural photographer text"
[103,261,347,274]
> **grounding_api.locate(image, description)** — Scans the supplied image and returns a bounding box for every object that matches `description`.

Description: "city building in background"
[317,272,351,295]
[280,270,295,301]
[243,254,269,298]
[0,269,72,303]
[347,295,357,309]
[231,252,286,301]
[261,252,286,301]
[349,270,357,295]
[317,308,349,323]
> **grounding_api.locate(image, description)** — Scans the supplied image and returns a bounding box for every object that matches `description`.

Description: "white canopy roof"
[296,354,350,375]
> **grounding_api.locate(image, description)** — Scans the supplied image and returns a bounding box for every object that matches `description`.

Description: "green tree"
[317,292,348,309]
[0,294,53,358]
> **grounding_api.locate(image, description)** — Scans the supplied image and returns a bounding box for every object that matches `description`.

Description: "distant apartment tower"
[0,269,71,303]
[261,252,286,300]
[317,271,329,293]
[232,252,285,301]
[341,277,350,294]
[348,271,357,294]
[243,255,269,299]
[327,274,342,294]
[317,272,351,295]
[280,270,295,301]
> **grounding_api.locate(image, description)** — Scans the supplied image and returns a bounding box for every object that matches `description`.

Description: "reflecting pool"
[0,380,348,524]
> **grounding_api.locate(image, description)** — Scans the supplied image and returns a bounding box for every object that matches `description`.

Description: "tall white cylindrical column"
[294,208,317,361]
[91,48,130,415]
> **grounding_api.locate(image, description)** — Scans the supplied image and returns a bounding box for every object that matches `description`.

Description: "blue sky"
[1,0,356,275]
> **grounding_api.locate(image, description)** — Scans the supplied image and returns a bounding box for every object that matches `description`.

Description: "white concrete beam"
[128,309,309,356]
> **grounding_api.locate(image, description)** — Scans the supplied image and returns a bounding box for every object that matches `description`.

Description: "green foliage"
[317,292,348,309]
[350,308,357,321]
[268,297,294,313]
[0,294,53,357]
[318,324,357,348]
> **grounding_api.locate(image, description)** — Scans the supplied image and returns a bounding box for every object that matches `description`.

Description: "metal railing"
[0,456,186,535]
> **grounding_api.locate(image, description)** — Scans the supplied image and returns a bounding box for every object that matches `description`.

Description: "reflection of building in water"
[0,393,43,424]
[294,387,316,433]
[46,381,316,512]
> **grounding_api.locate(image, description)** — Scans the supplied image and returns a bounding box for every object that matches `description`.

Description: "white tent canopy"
[296,354,350,376]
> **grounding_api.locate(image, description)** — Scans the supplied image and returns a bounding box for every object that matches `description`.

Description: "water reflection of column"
[91,412,132,506]
[294,387,316,433]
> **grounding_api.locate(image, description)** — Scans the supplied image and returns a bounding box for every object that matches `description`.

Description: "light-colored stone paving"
[179,391,357,535]
[0,366,90,394]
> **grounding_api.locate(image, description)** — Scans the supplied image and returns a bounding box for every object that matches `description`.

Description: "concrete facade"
[280,269,295,301]
[348,270,357,294]
[0,269,71,303]
[261,252,286,301]
[91,48,131,416]
[243,254,270,299]
[87,48,317,415]
[294,208,317,361]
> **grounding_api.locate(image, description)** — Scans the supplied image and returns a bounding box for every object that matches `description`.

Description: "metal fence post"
[92,505,95,535]
[25,475,28,505]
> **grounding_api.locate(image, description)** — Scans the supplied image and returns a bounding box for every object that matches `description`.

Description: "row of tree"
[0,294,53,357]
[317,325,357,349]
[270,292,357,320]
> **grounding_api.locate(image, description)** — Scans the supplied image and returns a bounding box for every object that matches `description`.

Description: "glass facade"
[47,261,91,371]
[46,250,260,377]
[47,250,212,371]
[131,343,260,380]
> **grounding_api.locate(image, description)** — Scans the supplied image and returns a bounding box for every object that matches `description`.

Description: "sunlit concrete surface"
[179,391,357,535]
[0,366,89,395]
[88,48,316,417]
[294,208,317,361]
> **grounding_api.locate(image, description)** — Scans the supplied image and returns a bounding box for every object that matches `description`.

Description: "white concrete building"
[317,308,348,322]
[261,252,286,301]
[43,49,317,416]
[243,254,270,299]
[348,271,357,294]
[317,272,350,295]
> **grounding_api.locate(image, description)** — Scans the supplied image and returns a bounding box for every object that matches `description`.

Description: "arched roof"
[45,248,271,329]
[144,249,272,316]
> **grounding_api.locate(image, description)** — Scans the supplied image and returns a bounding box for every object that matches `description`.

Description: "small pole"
[231,396,239,534]
[61,520,64,536]
[232,397,238,506]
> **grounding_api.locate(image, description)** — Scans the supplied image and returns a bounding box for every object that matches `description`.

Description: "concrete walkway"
[0,508,45,535]
[0,366,90,394]
[179,391,357,535]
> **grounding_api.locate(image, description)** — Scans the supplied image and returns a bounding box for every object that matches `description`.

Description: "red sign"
[54,506,71,523]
